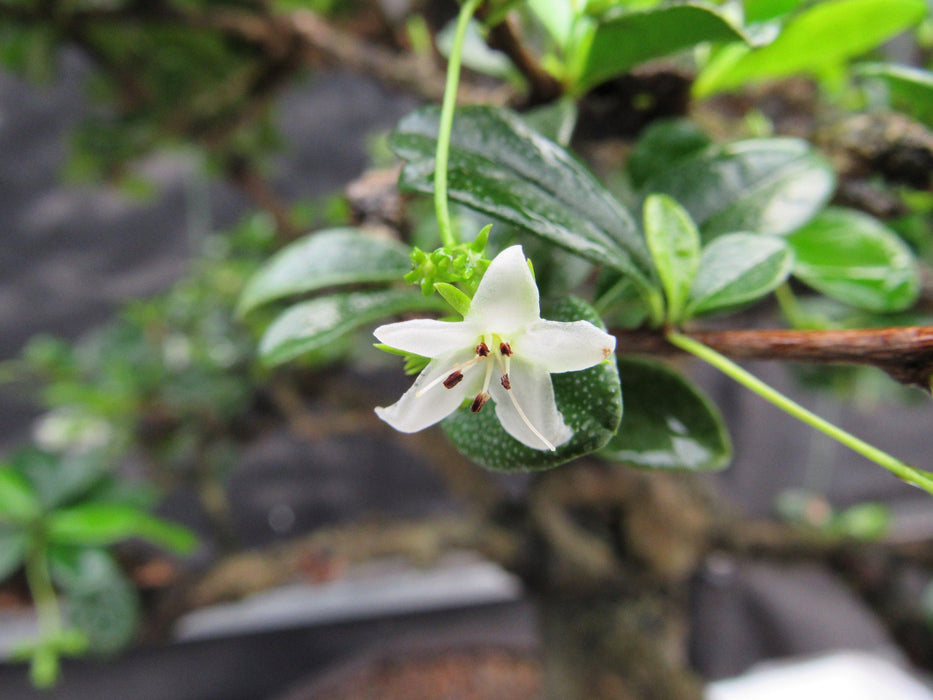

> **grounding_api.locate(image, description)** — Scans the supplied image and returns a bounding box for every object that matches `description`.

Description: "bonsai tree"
[3,0,933,696]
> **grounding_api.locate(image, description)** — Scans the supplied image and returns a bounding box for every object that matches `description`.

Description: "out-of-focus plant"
[0,447,196,687]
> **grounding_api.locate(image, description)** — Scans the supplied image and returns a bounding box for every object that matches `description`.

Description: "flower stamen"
[505,387,557,452]
[471,392,490,412]
[416,351,485,397]
[490,342,557,452]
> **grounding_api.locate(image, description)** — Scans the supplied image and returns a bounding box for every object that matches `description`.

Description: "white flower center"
[415,336,558,451]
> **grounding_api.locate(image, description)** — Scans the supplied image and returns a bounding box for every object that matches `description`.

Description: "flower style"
[375,245,617,451]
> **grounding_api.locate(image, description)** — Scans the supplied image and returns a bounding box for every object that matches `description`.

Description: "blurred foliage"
[2,0,933,689]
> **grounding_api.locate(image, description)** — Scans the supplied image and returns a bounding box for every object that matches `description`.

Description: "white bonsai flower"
[375,245,616,451]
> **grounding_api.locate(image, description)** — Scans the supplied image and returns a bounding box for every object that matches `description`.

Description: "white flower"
[374,245,616,451]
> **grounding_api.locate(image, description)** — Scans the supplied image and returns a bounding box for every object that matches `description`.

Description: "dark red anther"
[443,371,464,389]
[499,342,512,356]
[475,343,489,357]
[471,392,490,412]
[500,373,511,390]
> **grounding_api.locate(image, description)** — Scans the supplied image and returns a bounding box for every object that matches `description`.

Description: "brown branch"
[615,326,933,389]
[288,9,511,105]
[225,156,302,242]
[482,13,563,106]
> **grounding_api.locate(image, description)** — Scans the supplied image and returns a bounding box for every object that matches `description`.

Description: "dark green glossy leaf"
[788,208,920,312]
[627,118,711,189]
[236,228,411,317]
[0,531,27,582]
[578,2,748,93]
[259,289,447,367]
[856,63,933,127]
[50,548,138,656]
[644,194,701,323]
[0,466,40,523]
[390,106,658,296]
[47,503,197,554]
[443,297,622,471]
[694,0,927,96]
[600,357,731,471]
[687,233,793,315]
[640,138,835,238]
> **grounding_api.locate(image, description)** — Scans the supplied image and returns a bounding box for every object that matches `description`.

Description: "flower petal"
[466,245,540,333]
[512,319,616,373]
[375,349,481,432]
[490,357,572,450]
[374,318,480,358]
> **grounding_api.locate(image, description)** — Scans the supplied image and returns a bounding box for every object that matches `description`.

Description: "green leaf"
[856,63,933,128]
[50,548,138,655]
[0,531,27,582]
[687,233,793,315]
[787,208,920,312]
[640,138,835,238]
[743,0,803,24]
[0,466,41,523]
[442,297,622,471]
[390,106,658,297]
[12,449,109,511]
[644,194,701,324]
[259,289,447,367]
[437,19,515,78]
[527,0,578,50]
[433,282,472,317]
[627,118,711,189]
[694,0,928,96]
[577,2,749,93]
[236,228,412,317]
[47,503,198,554]
[600,357,731,471]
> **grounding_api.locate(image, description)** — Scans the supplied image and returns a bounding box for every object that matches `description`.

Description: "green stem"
[24,540,63,686]
[666,330,933,496]
[434,0,482,247]
[25,543,61,639]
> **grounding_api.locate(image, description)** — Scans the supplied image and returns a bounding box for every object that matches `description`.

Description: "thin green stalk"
[25,546,60,639]
[666,330,933,495]
[25,543,62,686]
[434,0,482,247]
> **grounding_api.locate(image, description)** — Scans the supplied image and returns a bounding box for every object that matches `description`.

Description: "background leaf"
[856,63,933,128]
[237,228,411,317]
[600,357,731,471]
[743,0,803,24]
[50,548,138,655]
[694,0,928,96]
[0,466,41,523]
[0,531,27,582]
[639,138,835,238]
[443,297,622,471]
[390,106,658,296]
[259,289,447,367]
[626,118,711,189]
[644,194,701,323]
[788,208,920,312]
[47,502,197,554]
[578,2,748,92]
[687,233,793,315]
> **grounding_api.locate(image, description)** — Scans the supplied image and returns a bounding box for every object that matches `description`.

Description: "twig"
[615,326,933,389]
